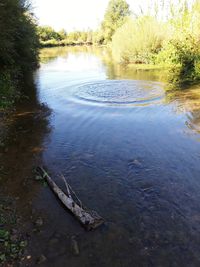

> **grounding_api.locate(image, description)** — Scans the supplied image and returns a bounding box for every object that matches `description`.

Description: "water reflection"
[39,46,200,134]
[40,46,166,82]
[166,85,200,134]
[1,46,199,266]
[32,47,200,266]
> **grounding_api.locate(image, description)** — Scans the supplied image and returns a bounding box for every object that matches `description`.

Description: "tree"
[111,16,166,63]
[37,26,62,42]
[101,0,131,44]
[0,0,38,70]
[58,29,67,40]
[0,0,39,107]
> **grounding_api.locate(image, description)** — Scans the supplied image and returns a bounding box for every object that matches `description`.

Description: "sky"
[32,0,193,32]
[32,0,147,32]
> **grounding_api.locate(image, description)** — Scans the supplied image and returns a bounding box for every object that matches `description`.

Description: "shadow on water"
[2,46,200,266]
[0,74,51,231]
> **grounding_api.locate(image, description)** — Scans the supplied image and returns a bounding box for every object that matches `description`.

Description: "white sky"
[32,0,149,31]
[32,0,194,32]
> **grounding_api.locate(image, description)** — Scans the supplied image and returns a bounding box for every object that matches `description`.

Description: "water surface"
[3,46,200,266]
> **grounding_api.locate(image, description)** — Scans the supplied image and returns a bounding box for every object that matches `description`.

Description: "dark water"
[2,46,200,266]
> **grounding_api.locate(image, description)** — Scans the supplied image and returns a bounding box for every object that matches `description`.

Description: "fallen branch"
[61,174,82,208]
[36,167,104,230]
[61,174,72,198]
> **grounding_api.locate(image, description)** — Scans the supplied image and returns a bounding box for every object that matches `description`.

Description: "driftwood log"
[36,167,104,230]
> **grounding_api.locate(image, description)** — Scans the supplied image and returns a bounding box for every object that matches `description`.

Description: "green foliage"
[0,0,39,108]
[37,26,64,42]
[0,71,16,108]
[155,0,200,87]
[37,0,130,47]
[111,16,166,64]
[92,30,105,45]
[157,35,200,87]
[110,0,200,87]
[2,0,200,92]
[38,28,94,47]
[0,0,39,71]
[100,0,131,44]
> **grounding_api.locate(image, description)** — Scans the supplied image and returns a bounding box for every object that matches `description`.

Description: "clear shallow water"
[2,46,200,266]
[33,47,200,266]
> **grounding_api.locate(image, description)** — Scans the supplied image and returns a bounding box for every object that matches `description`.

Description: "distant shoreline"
[40,41,93,48]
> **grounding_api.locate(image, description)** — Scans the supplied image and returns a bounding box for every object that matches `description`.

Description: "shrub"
[111,16,166,64]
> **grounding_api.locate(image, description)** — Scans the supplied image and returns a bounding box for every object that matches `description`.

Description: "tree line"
[1,0,200,108]
[37,0,130,47]
[110,0,200,87]
[37,26,93,47]
[108,0,200,87]
[38,0,200,87]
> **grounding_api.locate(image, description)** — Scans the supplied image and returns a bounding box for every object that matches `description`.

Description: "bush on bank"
[110,1,200,87]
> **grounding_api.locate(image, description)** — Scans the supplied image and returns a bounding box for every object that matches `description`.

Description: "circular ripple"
[73,80,164,106]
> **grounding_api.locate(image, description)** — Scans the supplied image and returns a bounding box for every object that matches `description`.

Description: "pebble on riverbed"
[37,254,47,264]
[35,217,43,227]
[71,236,80,256]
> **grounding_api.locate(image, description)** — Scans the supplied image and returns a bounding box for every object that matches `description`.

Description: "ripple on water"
[73,80,164,106]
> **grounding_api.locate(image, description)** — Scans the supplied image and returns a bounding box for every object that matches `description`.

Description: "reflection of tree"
[105,63,166,81]
[186,111,200,133]
[166,85,200,134]
[92,47,167,82]
[40,45,167,82]
[40,47,70,64]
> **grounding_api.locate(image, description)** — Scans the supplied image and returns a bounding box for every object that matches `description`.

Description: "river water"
[2,46,200,266]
